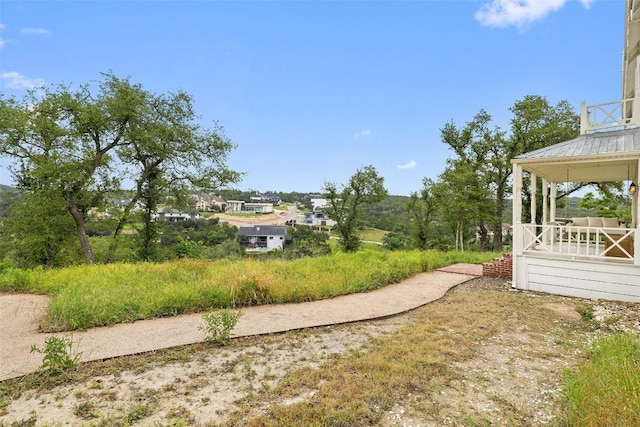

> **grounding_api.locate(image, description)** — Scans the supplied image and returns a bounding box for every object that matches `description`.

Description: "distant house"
[225,200,245,213]
[153,210,200,222]
[193,194,225,211]
[310,198,329,210]
[250,193,282,205]
[263,194,282,205]
[238,225,287,251]
[225,200,274,214]
[302,209,336,229]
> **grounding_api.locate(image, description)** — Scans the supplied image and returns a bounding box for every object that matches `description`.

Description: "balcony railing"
[521,224,637,262]
[580,98,639,134]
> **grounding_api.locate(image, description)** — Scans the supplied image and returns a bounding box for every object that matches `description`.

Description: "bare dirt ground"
[1,277,638,426]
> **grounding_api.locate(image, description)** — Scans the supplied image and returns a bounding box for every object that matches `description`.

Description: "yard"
[1,276,638,426]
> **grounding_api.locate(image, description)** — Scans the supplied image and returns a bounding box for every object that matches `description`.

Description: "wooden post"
[530,173,537,224]
[550,182,557,245]
[542,179,549,244]
[512,163,523,286]
[580,100,589,135]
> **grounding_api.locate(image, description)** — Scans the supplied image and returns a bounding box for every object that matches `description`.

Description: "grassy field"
[1,279,637,426]
[0,249,496,332]
[562,333,640,426]
[359,227,388,243]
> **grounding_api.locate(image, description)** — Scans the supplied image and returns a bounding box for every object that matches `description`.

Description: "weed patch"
[562,333,640,427]
[200,309,242,346]
[30,336,81,377]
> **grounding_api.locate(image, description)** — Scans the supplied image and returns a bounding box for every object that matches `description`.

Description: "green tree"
[0,73,240,265]
[439,95,580,251]
[0,192,80,267]
[580,190,631,223]
[323,165,388,252]
[433,160,493,252]
[406,177,438,250]
[113,89,241,262]
[286,225,331,257]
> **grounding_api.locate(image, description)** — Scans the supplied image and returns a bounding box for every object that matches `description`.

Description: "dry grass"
[240,290,590,426]
[1,279,637,426]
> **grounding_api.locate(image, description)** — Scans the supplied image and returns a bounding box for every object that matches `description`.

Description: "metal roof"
[512,128,640,183]
[515,127,640,161]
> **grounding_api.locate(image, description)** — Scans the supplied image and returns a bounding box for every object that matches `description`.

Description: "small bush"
[199,309,242,346]
[30,335,81,376]
[576,304,599,328]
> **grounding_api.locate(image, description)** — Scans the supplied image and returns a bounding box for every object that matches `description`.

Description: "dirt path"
[2,276,638,426]
[0,269,477,381]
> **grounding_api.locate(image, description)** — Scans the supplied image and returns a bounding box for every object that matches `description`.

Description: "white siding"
[516,256,640,302]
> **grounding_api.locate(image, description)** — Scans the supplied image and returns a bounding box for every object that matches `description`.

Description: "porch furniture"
[565,217,622,240]
[566,216,621,229]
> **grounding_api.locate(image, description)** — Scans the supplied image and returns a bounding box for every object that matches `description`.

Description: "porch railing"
[580,98,639,134]
[521,224,637,263]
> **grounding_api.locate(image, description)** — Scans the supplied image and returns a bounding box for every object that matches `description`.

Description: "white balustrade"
[581,98,638,134]
[521,224,636,262]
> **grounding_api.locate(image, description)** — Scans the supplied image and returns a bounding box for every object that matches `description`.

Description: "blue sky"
[0,0,625,196]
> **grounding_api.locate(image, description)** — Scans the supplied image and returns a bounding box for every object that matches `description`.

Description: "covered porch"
[511,128,640,302]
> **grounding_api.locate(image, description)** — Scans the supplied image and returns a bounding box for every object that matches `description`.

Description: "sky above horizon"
[0,0,625,196]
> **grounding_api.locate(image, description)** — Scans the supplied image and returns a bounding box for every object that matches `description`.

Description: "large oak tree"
[0,73,241,264]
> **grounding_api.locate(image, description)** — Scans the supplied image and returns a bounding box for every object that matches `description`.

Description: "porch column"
[634,158,639,228]
[512,164,523,256]
[542,179,548,223]
[550,182,557,223]
[550,182,557,245]
[530,173,537,224]
[512,164,523,287]
[635,159,639,266]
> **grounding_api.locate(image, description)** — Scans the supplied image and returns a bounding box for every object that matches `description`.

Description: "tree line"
[1,72,626,267]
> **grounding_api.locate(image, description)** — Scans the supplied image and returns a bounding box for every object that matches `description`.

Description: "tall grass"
[0,249,496,332]
[562,333,640,427]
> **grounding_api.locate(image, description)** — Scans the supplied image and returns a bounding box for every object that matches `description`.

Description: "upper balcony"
[580,97,640,135]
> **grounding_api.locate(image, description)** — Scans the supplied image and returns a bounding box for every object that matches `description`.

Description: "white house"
[225,200,274,214]
[301,210,336,229]
[153,210,200,222]
[238,225,287,252]
[310,198,329,210]
[511,0,640,302]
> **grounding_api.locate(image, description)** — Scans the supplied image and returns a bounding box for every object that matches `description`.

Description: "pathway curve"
[0,264,481,381]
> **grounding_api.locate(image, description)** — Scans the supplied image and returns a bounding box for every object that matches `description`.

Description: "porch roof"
[512,128,640,182]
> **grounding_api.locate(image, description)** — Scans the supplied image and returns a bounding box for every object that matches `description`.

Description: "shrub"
[199,309,242,346]
[30,335,81,376]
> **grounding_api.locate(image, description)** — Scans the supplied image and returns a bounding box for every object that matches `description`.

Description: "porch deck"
[514,224,640,302]
[522,224,637,263]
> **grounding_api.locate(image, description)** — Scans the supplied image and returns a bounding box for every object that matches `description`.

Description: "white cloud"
[20,27,52,36]
[353,129,371,139]
[397,160,417,170]
[1,71,45,90]
[475,0,593,30]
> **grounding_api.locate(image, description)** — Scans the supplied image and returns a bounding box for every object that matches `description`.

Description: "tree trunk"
[493,181,506,252]
[105,194,141,263]
[492,222,503,252]
[68,194,95,265]
[478,220,488,252]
